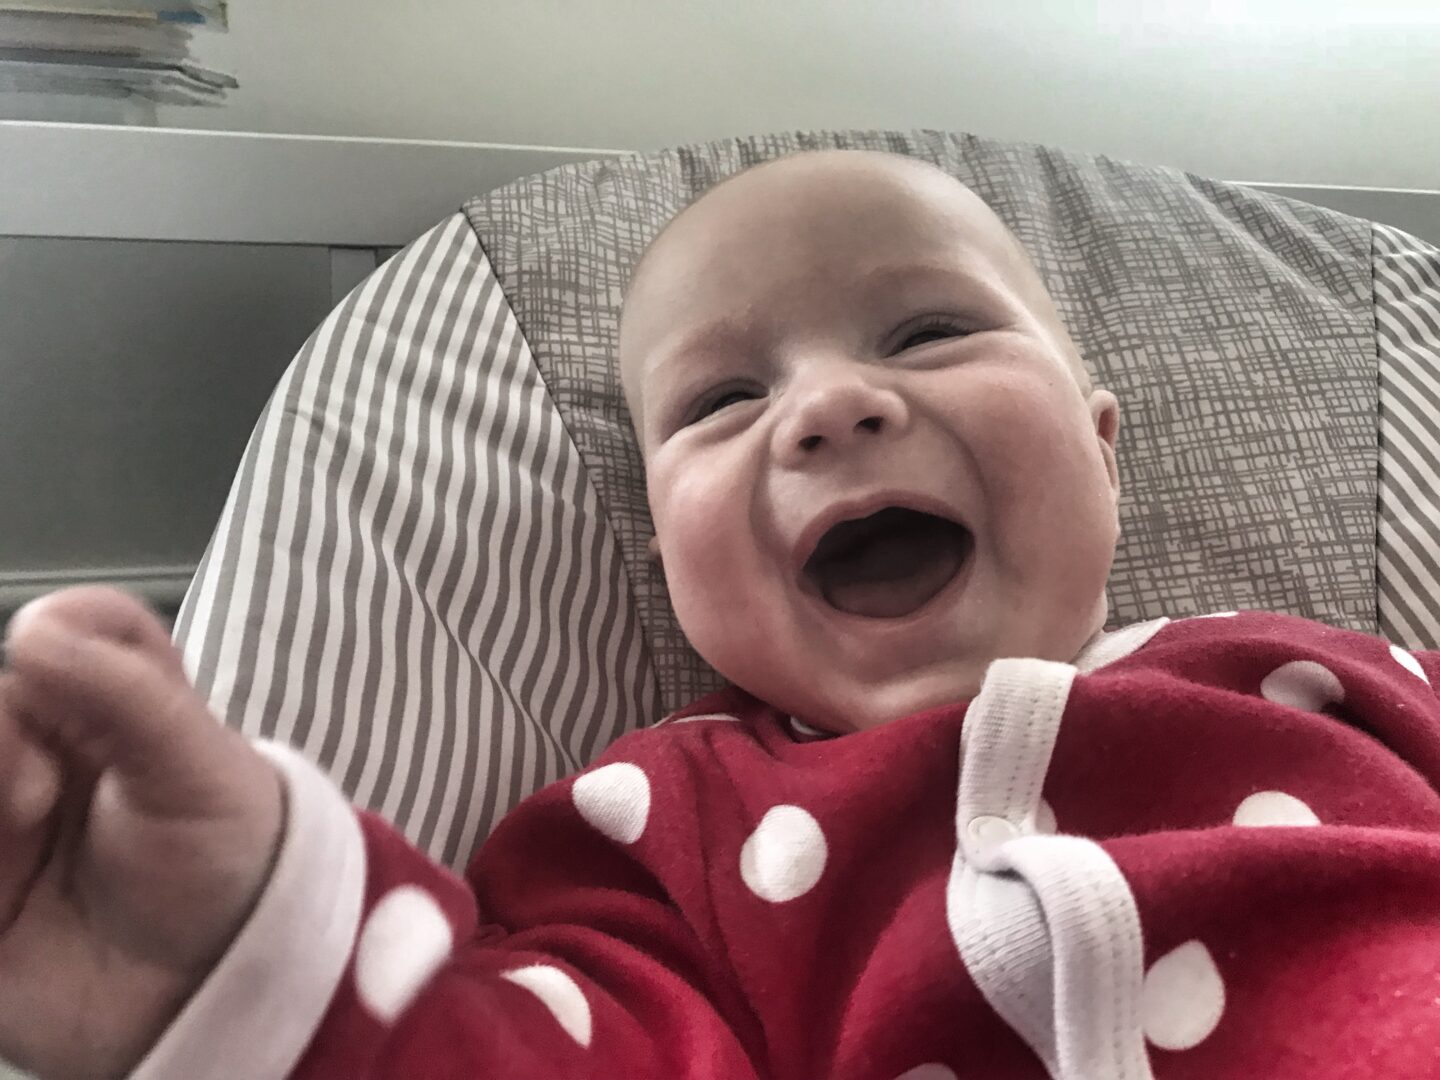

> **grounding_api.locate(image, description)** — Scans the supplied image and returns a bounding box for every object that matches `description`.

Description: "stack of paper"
[0,2,234,107]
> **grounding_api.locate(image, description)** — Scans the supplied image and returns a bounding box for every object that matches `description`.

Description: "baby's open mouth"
[802,506,973,618]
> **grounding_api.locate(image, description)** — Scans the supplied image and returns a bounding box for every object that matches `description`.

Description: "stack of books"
[0,1,234,107]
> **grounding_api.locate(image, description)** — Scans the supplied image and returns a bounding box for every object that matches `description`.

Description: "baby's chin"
[788,665,989,735]
[802,603,1112,733]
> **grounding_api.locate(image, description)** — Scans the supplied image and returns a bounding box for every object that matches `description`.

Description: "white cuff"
[130,741,367,1080]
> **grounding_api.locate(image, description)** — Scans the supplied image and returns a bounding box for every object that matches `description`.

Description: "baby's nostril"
[799,416,882,451]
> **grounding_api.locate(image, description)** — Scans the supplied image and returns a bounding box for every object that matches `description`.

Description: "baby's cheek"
[655,495,751,643]
[659,454,762,567]
[965,368,1067,436]
[971,375,1096,474]
[667,573,772,691]
[661,511,738,593]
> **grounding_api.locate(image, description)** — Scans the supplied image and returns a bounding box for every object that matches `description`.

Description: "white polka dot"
[1233,790,1320,827]
[501,964,592,1047]
[1260,660,1345,713]
[572,762,650,844]
[894,1066,957,1080]
[740,805,828,902]
[1034,798,1058,835]
[355,886,454,1022]
[1391,644,1430,685]
[667,711,743,725]
[1142,940,1225,1050]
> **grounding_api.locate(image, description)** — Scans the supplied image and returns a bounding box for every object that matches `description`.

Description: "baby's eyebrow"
[642,321,755,404]
[855,261,989,297]
[652,318,752,369]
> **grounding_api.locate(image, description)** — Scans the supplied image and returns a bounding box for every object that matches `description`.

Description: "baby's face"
[620,151,1121,733]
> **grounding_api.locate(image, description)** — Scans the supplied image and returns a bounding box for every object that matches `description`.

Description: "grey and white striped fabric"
[175,214,657,870]
[175,130,1440,873]
[1377,225,1440,650]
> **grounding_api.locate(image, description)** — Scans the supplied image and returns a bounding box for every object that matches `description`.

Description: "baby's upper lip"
[790,490,970,574]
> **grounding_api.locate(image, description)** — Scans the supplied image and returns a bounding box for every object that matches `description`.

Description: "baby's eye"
[694,388,758,421]
[895,320,970,352]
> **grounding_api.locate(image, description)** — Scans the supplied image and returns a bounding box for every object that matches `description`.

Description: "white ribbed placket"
[946,657,1153,1080]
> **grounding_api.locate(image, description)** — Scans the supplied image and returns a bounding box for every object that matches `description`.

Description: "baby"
[5,150,1440,1080]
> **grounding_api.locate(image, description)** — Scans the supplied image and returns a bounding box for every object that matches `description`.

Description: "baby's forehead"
[632,200,1002,309]
[619,153,1053,416]
[635,162,1007,308]
[648,155,1007,264]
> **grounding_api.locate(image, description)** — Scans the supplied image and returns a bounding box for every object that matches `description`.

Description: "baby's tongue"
[813,513,967,618]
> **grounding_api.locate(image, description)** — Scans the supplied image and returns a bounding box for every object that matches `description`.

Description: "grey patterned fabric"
[466,130,1378,714]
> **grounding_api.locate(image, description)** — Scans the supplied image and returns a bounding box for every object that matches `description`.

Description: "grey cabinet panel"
[0,237,332,603]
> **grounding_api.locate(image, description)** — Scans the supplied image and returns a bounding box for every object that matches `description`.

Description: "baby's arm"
[0,589,757,1079]
[0,589,284,1080]
[196,757,760,1080]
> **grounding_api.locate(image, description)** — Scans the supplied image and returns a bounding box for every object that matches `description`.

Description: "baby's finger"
[4,589,235,818]
[0,677,61,833]
[0,677,63,931]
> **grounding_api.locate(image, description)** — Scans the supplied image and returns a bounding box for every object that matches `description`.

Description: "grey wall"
[0,124,614,618]
[153,0,1440,189]
[0,236,338,622]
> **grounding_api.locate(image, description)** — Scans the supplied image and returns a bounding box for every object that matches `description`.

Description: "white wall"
[153,0,1440,188]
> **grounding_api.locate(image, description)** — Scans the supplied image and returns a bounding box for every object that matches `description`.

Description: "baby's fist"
[0,588,283,1080]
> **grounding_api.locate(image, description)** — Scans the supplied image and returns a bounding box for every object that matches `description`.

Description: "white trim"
[1073,618,1170,673]
[947,655,1153,1080]
[0,118,624,155]
[0,121,625,246]
[132,742,367,1080]
[1000,836,1151,1080]
[1237,180,1440,196]
[1242,183,1439,245]
[957,658,1075,871]
[3,121,1433,247]
[948,856,1057,1067]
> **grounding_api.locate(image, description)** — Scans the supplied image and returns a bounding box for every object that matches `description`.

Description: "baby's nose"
[773,376,909,464]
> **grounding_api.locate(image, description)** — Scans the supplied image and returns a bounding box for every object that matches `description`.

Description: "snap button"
[964,814,1020,868]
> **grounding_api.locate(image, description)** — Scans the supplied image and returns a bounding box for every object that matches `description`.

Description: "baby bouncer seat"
[173,130,1440,870]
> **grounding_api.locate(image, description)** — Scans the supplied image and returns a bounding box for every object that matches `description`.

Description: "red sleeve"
[288,754,758,1079]
[131,733,758,1080]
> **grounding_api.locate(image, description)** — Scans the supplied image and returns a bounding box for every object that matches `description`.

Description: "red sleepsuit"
[134,611,1440,1079]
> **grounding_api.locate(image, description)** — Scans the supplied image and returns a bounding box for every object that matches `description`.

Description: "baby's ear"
[1088,389,1121,498]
